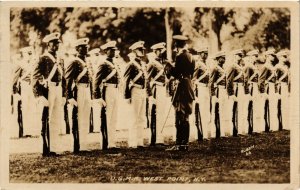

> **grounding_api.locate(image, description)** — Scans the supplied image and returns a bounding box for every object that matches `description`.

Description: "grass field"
[9,130,290,183]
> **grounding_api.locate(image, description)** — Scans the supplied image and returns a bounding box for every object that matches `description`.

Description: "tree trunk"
[208,9,220,54]
[164,8,173,61]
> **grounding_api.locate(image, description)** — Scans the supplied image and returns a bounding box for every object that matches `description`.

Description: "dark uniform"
[166,35,195,150]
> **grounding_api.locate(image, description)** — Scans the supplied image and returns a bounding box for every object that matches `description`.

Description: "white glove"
[148,96,156,105]
[61,97,66,106]
[37,96,49,107]
[13,93,22,101]
[126,99,131,104]
[68,98,78,107]
[93,98,106,108]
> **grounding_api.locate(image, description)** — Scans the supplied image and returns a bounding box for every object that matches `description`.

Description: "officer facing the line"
[165,35,195,151]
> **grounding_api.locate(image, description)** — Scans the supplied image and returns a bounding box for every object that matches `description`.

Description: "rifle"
[194,85,203,141]
[146,97,150,129]
[100,86,108,150]
[64,101,70,134]
[41,106,50,155]
[72,86,80,153]
[89,107,94,133]
[150,103,156,146]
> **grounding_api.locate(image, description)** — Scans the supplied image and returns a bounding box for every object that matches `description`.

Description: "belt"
[77,83,89,87]
[48,81,61,86]
[218,85,226,89]
[132,84,144,89]
[103,82,118,88]
[153,81,164,86]
[197,82,208,87]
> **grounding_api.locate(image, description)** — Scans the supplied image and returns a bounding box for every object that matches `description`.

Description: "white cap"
[100,41,117,50]
[129,41,145,51]
[213,51,226,59]
[72,38,89,47]
[151,42,166,50]
[42,32,61,43]
[264,48,276,56]
[231,49,243,55]
[276,50,289,57]
[195,46,208,53]
[172,35,188,41]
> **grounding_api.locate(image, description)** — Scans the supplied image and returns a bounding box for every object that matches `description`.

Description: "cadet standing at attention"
[32,33,65,156]
[124,41,151,148]
[93,41,121,150]
[65,38,92,153]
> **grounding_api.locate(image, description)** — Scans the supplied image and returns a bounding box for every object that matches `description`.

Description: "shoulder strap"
[74,57,88,83]
[43,52,63,82]
[103,60,117,83]
[130,61,143,84]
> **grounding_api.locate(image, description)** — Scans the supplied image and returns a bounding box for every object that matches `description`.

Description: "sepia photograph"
[0,1,299,189]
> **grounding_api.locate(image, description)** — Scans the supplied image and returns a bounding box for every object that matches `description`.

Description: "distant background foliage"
[10,7,290,60]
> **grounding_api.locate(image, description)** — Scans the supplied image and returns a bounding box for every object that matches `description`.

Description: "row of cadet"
[11,32,290,155]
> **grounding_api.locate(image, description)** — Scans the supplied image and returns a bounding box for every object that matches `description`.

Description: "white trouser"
[47,84,63,153]
[197,84,210,139]
[128,87,146,147]
[77,84,91,150]
[268,83,279,131]
[251,84,260,133]
[20,81,39,136]
[257,92,267,132]
[155,85,169,144]
[92,103,101,133]
[237,83,248,135]
[225,95,235,137]
[219,87,227,137]
[105,86,119,148]
[280,82,289,130]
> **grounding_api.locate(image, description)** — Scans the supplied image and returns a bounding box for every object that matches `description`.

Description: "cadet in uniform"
[147,42,168,146]
[275,50,290,130]
[12,46,36,137]
[65,38,91,153]
[32,33,65,156]
[192,47,210,140]
[93,41,121,150]
[226,49,246,136]
[124,41,151,148]
[243,49,260,134]
[87,48,102,133]
[209,51,227,138]
[165,35,195,151]
[258,49,277,132]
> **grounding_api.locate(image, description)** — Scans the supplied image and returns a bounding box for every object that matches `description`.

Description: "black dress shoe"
[156,143,167,147]
[179,145,188,151]
[109,147,120,150]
